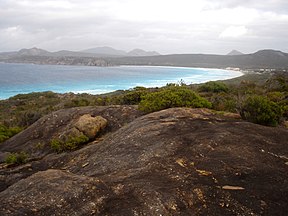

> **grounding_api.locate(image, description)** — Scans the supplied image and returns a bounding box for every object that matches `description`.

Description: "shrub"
[121,87,148,105]
[266,74,288,92]
[240,96,283,126]
[0,125,22,143]
[64,98,90,108]
[50,134,89,153]
[210,94,237,113]
[198,81,229,93]
[139,86,212,113]
[5,152,28,165]
[267,91,285,102]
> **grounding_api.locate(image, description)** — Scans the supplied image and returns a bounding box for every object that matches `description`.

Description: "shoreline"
[0,64,245,100]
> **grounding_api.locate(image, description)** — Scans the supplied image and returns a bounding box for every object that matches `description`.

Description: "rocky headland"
[0,106,287,215]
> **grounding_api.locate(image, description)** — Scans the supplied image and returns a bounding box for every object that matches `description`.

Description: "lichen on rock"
[74,114,107,139]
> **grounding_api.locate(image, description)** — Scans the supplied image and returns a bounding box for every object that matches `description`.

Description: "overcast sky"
[0,0,288,54]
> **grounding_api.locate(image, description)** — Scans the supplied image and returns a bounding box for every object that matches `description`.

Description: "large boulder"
[74,114,107,139]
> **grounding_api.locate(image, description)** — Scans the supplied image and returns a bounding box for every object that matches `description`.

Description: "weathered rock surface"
[0,108,287,215]
[0,105,141,160]
[74,114,107,139]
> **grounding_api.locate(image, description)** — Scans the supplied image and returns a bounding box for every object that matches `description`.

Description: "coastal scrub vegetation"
[0,125,22,143]
[0,72,287,139]
[138,85,211,113]
[240,95,283,126]
[198,81,229,93]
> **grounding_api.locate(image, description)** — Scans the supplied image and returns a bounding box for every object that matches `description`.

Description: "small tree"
[240,96,283,126]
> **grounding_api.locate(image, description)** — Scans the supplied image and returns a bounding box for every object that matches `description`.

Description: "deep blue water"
[0,63,242,99]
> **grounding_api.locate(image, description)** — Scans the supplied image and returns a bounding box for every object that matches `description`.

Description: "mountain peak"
[227,50,243,56]
[18,47,50,56]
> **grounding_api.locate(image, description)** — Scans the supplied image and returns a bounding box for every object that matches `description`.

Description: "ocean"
[0,63,243,100]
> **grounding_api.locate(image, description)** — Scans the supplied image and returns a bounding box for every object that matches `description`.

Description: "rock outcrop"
[0,107,287,215]
[0,105,141,161]
[74,114,107,139]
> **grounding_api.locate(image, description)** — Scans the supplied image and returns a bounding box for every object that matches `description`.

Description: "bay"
[0,63,242,100]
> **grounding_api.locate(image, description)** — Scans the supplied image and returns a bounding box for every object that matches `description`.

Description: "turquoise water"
[0,63,242,99]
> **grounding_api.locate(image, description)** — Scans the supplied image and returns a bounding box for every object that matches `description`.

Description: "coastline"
[0,64,244,100]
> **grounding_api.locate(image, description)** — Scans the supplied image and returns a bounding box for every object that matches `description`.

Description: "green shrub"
[0,125,22,143]
[266,74,288,92]
[198,81,229,93]
[139,86,212,113]
[5,152,28,165]
[121,87,148,105]
[240,96,283,126]
[64,98,90,108]
[267,91,285,102]
[50,134,89,153]
[210,94,237,113]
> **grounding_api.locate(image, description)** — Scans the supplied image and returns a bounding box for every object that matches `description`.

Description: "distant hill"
[0,48,287,69]
[110,49,288,69]
[0,48,112,66]
[0,47,160,59]
[18,47,50,56]
[81,46,160,57]
[227,50,244,56]
[253,49,287,57]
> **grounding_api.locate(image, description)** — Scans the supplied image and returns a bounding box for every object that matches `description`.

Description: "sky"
[0,0,288,54]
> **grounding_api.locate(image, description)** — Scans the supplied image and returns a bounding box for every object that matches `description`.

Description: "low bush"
[5,152,28,165]
[210,94,237,113]
[240,95,283,126]
[198,81,229,93]
[64,98,91,108]
[50,134,89,153]
[121,87,148,105]
[139,86,212,113]
[267,91,285,102]
[0,125,22,143]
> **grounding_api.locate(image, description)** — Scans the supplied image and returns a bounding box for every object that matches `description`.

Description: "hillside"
[0,107,287,215]
[109,49,288,69]
[81,47,160,57]
[1,48,288,69]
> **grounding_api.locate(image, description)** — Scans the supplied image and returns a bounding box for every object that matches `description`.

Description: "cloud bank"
[0,0,287,54]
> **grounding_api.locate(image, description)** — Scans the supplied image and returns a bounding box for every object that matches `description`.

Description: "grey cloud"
[209,0,288,12]
[0,0,287,54]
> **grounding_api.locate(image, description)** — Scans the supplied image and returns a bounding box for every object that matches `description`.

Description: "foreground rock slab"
[0,108,287,215]
[0,105,141,160]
